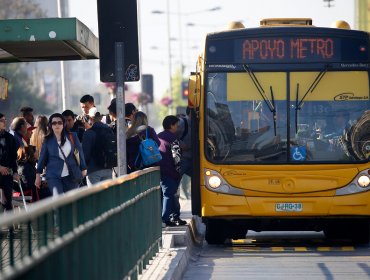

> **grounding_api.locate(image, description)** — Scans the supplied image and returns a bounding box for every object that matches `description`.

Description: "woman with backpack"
[126,111,161,173]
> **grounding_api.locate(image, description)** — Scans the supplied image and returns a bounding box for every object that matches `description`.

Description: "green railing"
[0,167,162,280]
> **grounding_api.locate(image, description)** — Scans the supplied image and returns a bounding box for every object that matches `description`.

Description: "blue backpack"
[135,128,162,167]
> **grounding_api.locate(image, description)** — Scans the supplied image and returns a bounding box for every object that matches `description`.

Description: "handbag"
[69,133,80,166]
[58,143,83,184]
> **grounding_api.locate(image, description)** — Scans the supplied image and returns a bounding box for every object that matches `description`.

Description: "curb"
[139,216,204,280]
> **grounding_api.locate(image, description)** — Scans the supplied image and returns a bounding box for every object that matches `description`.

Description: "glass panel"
[205,71,370,164]
[206,72,287,163]
[290,71,369,162]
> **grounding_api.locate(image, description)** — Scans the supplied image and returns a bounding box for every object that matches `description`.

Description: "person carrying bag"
[58,141,83,184]
[35,113,87,195]
[126,111,161,173]
[135,128,162,168]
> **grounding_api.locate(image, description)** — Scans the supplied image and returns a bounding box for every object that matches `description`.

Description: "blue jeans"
[86,169,112,187]
[180,157,192,177]
[48,175,79,195]
[161,177,180,222]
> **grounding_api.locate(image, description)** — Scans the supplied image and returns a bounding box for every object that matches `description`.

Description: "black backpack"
[91,125,117,168]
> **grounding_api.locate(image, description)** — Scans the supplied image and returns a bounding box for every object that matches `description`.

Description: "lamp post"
[152,5,221,113]
[166,0,173,114]
[185,22,221,72]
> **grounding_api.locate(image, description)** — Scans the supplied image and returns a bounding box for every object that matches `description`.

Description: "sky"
[69,0,355,101]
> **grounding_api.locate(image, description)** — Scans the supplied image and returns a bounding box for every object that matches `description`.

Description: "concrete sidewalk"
[139,199,204,280]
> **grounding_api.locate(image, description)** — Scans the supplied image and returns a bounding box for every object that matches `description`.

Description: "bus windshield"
[205,71,370,164]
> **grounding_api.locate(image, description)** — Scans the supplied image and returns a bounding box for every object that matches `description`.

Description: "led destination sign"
[207,33,369,64]
[236,37,339,62]
[243,38,334,60]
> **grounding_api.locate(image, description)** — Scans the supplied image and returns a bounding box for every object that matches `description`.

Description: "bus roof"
[260,18,313,26]
[207,25,367,41]
[203,26,370,66]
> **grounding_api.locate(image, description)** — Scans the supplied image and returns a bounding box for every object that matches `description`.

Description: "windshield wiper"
[243,64,277,136]
[295,65,329,134]
[270,86,277,136]
[296,65,329,110]
[295,83,300,133]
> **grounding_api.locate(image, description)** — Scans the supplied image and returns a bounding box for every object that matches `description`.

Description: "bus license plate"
[275,203,302,212]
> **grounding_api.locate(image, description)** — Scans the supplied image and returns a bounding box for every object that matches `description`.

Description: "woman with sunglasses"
[0,113,20,211]
[35,113,87,195]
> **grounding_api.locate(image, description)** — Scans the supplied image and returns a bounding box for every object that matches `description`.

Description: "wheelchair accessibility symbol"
[291,146,306,161]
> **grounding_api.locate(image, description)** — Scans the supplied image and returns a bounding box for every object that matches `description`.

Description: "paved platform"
[139,199,204,280]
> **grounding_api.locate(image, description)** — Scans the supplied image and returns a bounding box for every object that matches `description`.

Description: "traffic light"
[142,74,153,103]
[181,80,189,100]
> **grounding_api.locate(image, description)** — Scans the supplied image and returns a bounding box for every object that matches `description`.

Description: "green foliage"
[159,67,188,118]
[0,0,46,19]
[0,0,51,120]
[0,64,55,120]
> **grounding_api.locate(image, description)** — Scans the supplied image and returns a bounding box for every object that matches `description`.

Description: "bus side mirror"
[188,73,201,108]
[0,76,9,100]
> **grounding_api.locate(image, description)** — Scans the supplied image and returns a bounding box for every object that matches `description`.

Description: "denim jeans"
[48,175,79,195]
[86,169,112,187]
[180,157,192,177]
[161,177,180,222]
[179,157,192,199]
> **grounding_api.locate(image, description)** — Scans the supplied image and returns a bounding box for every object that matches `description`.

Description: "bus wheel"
[228,225,248,240]
[350,221,370,244]
[205,220,226,245]
[324,220,370,244]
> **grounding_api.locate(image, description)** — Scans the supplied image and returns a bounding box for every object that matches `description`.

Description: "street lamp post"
[166,0,173,114]
[152,5,221,112]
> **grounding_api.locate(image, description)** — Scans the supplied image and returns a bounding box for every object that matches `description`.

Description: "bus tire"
[205,220,226,245]
[228,225,248,240]
[350,221,370,244]
[324,220,370,244]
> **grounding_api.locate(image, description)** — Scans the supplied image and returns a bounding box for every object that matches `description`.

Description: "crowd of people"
[0,95,192,227]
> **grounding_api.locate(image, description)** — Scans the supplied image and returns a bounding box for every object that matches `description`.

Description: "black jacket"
[0,130,18,174]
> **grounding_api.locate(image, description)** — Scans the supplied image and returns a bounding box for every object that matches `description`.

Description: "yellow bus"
[187,18,370,244]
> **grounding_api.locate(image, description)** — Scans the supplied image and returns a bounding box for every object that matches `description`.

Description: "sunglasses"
[51,121,63,126]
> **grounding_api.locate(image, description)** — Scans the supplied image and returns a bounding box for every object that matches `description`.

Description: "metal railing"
[0,167,162,280]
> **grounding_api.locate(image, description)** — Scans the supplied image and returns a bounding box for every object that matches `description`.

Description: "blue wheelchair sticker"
[291,146,306,161]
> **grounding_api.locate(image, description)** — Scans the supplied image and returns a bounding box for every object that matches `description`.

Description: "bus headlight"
[208,176,222,188]
[358,175,370,188]
[204,169,244,196]
[336,169,370,195]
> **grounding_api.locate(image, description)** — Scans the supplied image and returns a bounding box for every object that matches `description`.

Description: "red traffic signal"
[181,80,189,100]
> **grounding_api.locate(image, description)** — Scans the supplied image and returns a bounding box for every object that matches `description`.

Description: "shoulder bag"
[69,133,81,166]
[58,143,83,184]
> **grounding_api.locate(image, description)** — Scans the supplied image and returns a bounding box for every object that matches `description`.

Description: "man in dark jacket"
[62,109,85,142]
[82,108,114,187]
[158,115,186,227]
[0,113,20,211]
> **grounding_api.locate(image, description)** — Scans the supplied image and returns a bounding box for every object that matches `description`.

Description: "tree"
[0,64,55,120]
[159,67,188,119]
[0,0,45,19]
[0,0,53,120]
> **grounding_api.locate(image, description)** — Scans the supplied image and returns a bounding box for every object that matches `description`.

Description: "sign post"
[97,0,140,175]
[115,43,127,175]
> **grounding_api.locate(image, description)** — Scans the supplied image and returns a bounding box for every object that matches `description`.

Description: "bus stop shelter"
[0,17,99,62]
